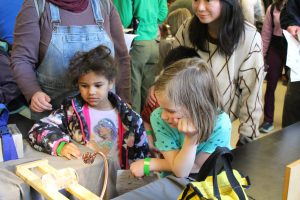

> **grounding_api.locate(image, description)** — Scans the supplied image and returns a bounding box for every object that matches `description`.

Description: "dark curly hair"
[68,45,118,87]
[189,0,245,57]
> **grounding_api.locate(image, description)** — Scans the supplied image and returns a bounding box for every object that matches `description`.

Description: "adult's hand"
[61,142,81,159]
[287,25,300,38]
[30,91,52,112]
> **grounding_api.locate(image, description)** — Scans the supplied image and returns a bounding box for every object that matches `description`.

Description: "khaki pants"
[130,40,160,113]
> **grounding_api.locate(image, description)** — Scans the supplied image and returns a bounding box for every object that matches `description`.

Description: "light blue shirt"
[150,108,232,154]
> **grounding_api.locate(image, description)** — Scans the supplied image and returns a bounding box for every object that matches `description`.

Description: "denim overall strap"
[33,0,115,120]
[91,0,104,29]
[49,3,61,25]
[0,104,18,161]
[89,0,115,57]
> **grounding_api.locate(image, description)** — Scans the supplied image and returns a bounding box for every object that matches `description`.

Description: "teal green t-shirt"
[113,0,168,41]
[150,108,232,154]
[113,0,133,28]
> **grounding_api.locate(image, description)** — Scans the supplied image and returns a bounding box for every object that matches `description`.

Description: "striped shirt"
[172,19,265,138]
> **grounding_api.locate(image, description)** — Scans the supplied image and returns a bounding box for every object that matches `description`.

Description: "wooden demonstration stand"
[16,152,108,200]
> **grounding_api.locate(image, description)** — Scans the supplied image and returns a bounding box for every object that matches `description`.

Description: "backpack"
[178,147,250,200]
[33,0,111,19]
[0,104,19,161]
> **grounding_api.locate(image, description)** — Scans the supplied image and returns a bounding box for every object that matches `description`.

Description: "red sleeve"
[141,101,159,124]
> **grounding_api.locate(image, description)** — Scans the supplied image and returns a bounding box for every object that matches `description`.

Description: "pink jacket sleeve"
[261,5,273,57]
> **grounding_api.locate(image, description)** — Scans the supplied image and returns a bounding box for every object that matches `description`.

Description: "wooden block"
[16,159,100,200]
[67,183,99,200]
[283,159,300,200]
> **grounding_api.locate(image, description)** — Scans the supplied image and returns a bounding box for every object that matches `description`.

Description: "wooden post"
[282,159,300,200]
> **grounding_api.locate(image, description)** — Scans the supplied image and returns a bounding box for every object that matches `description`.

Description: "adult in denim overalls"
[32,0,114,120]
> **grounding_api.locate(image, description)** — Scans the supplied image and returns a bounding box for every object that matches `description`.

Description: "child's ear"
[109,79,115,90]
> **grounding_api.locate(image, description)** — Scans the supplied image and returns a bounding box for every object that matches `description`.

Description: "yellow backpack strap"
[232,169,251,187]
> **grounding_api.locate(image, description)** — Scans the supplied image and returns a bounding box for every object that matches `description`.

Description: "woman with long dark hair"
[172,0,265,145]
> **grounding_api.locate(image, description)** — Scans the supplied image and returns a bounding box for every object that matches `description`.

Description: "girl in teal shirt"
[130,57,232,177]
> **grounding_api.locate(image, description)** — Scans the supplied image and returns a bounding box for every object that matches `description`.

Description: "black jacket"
[0,51,21,105]
[280,0,300,29]
[28,92,149,169]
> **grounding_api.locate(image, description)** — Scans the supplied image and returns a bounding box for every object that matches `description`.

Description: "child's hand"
[130,159,145,178]
[177,118,198,139]
[61,143,81,159]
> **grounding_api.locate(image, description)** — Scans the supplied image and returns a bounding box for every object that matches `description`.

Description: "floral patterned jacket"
[28,92,149,169]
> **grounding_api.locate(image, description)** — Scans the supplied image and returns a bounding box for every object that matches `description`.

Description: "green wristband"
[146,130,153,136]
[56,142,67,156]
[144,157,151,176]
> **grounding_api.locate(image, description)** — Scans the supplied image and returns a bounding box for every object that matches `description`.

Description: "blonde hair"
[167,8,192,36]
[154,58,223,143]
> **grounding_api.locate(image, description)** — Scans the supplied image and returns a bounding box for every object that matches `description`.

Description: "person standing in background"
[0,0,28,114]
[168,0,193,14]
[172,0,264,146]
[259,0,287,133]
[240,0,265,32]
[280,0,300,127]
[114,0,168,113]
[11,0,131,120]
[159,8,192,62]
[112,0,133,29]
